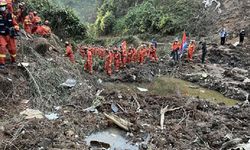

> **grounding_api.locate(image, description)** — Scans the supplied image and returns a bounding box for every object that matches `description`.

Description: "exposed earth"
[0,31,249,150]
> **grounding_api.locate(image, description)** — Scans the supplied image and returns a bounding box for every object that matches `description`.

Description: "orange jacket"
[87,50,92,64]
[32,16,41,24]
[188,43,196,52]
[172,41,181,51]
[66,45,73,56]
[34,25,51,36]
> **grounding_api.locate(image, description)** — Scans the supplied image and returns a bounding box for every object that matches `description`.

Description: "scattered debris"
[45,113,59,120]
[104,113,133,131]
[18,62,30,67]
[60,79,77,88]
[137,87,148,92]
[20,109,44,119]
[111,103,119,113]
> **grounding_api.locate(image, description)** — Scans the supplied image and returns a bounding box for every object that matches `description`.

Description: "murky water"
[105,76,238,106]
[85,128,139,150]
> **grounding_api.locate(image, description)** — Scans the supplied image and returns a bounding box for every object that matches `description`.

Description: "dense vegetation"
[94,0,201,36]
[52,0,98,23]
[23,0,203,41]
[24,0,87,41]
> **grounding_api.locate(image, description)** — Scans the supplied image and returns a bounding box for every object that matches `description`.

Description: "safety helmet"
[65,41,69,45]
[0,0,7,6]
[44,20,49,25]
[33,11,37,15]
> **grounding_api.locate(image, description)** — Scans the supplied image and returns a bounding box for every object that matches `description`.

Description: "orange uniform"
[84,49,93,74]
[104,51,113,76]
[131,48,137,62]
[34,25,51,36]
[187,42,196,61]
[65,45,75,63]
[23,15,32,34]
[127,49,133,63]
[138,47,147,65]
[172,41,181,51]
[0,10,19,67]
[113,51,121,72]
[121,49,127,67]
[149,46,158,62]
[6,0,13,13]
[79,46,85,59]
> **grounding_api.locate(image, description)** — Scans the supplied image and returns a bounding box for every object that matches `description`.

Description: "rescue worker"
[64,41,75,63]
[201,41,207,64]
[239,29,245,44]
[84,47,93,74]
[113,48,121,72]
[16,2,26,23]
[78,45,85,59]
[151,38,157,48]
[131,45,137,63]
[149,44,158,62]
[23,12,33,34]
[31,11,41,33]
[6,0,13,13]
[187,40,196,61]
[104,49,113,76]
[34,20,51,36]
[220,28,227,45]
[138,44,147,65]
[171,39,181,62]
[0,0,19,69]
[127,46,133,63]
[121,45,127,67]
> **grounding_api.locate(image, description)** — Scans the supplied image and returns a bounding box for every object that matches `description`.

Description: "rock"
[20,109,44,119]
[0,126,4,132]
[243,78,250,83]
[65,130,74,137]
[60,79,77,88]
[0,75,13,97]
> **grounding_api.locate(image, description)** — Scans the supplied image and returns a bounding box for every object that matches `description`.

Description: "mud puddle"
[85,127,138,150]
[105,76,238,106]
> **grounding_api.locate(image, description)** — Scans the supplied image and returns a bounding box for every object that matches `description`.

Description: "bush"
[24,0,87,41]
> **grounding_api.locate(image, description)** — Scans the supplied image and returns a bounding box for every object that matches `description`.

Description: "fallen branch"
[104,112,133,131]
[160,105,169,130]
[160,106,183,129]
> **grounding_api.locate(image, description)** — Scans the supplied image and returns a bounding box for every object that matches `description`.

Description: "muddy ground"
[0,36,250,150]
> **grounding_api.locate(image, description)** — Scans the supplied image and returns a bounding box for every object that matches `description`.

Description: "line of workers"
[65,41,159,76]
[65,39,201,76]
[0,0,52,69]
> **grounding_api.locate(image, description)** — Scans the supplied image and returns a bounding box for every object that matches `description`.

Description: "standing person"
[23,12,33,34]
[84,47,93,74]
[220,28,227,45]
[113,49,121,72]
[187,40,196,61]
[127,46,133,64]
[0,0,19,69]
[239,29,245,44]
[151,38,157,49]
[138,44,147,65]
[149,44,158,62]
[64,41,75,63]
[201,41,207,64]
[131,45,137,63]
[171,39,181,62]
[104,49,113,76]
